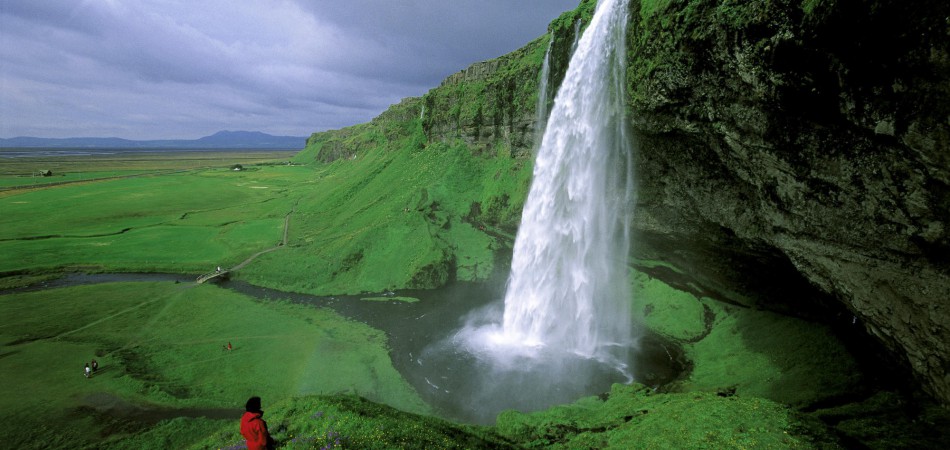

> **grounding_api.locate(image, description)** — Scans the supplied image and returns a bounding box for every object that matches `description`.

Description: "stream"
[6,270,686,424]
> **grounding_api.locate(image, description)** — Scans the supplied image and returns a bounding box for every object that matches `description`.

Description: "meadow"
[2,149,948,448]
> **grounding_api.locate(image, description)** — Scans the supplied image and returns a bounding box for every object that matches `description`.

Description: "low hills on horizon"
[0,130,308,150]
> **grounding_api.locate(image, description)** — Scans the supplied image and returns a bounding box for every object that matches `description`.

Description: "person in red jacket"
[240,396,274,450]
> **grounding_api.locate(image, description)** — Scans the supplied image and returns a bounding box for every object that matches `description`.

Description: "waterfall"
[572,18,582,54]
[424,0,636,421]
[533,35,554,151]
[500,0,634,361]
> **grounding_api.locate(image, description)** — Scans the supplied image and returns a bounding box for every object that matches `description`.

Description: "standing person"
[84,363,91,378]
[91,359,99,373]
[240,396,274,450]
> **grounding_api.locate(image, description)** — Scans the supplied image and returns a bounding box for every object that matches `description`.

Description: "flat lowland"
[0,150,297,189]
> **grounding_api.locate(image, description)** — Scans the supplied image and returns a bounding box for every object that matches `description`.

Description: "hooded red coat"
[240,411,271,450]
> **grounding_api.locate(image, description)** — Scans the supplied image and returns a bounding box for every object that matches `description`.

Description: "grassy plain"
[2,147,948,448]
[0,150,296,189]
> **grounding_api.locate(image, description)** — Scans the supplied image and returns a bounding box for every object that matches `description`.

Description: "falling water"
[426,0,636,422]
[501,0,634,361]
[572,18,583,53]
[533,35,554,150]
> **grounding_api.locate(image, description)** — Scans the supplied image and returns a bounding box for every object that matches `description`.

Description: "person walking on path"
[84,363,91,378]
[240,396,274,450]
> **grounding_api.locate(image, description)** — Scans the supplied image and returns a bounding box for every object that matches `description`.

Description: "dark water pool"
[6,271,685,424]
[220,275,686,424]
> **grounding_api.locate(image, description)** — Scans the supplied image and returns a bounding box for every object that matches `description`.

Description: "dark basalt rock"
[626,0,950,404]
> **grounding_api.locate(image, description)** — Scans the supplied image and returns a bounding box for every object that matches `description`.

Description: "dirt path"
[196,199,297,283]
[53,297,168,340]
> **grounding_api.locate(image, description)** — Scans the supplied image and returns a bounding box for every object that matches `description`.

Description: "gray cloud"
[0,0,578,140]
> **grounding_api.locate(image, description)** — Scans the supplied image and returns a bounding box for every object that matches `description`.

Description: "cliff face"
[421,0,597,158]
[415,0,950,403]
[299,0,949,404]
[625,0,950,403]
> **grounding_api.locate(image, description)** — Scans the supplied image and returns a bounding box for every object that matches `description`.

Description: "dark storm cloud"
[291,1,579,84]
[0,0,578,140]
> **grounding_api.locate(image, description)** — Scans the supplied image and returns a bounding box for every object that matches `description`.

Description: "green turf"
[242,130,526,295]
[2,0,947,444]
[495,383,812,449]
[633,267,865,408]
[0,166,306,274]
[0,281,428,449]
[194,395,514,449]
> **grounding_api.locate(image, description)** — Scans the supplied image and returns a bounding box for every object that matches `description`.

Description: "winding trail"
[196,200,297,284]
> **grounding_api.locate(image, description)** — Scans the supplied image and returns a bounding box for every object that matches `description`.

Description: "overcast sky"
[0,0,578,140]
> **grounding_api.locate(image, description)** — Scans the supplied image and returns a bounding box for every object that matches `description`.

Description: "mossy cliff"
[295,0,948,407]
[421,0,598,157]
[625,0,950,406]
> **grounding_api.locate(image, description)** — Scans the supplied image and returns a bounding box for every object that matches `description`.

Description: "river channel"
[7,270,686,424]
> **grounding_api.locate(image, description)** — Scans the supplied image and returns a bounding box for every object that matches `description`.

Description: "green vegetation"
[197,395,513,449]
[635,268,865,406]
[638,0,673,21]
[0,281,427,448]
[3,0,949,448]
[254,115,531,295]
[0,167,299,274]
[0,151,295,189]
[496,383,811,449]
[5,266,946,448]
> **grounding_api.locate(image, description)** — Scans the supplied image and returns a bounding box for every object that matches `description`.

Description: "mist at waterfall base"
[421,0,638,423]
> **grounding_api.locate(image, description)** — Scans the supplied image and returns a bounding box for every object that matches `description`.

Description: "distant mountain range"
[0,131,308,150]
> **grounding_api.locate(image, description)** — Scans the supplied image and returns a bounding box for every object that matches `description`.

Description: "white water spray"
[499,0,634,361]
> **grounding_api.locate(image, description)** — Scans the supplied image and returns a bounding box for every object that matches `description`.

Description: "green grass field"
[0,281,428,449]
[2,145,947,448]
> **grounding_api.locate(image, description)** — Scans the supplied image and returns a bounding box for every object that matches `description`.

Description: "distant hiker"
[240,396,275,450]
[84,363,91,378]
[217,266,222,273]
[91,359,99,373]
[227,342,233,352]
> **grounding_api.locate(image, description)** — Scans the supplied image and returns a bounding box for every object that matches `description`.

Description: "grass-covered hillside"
[3,0,950,448]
